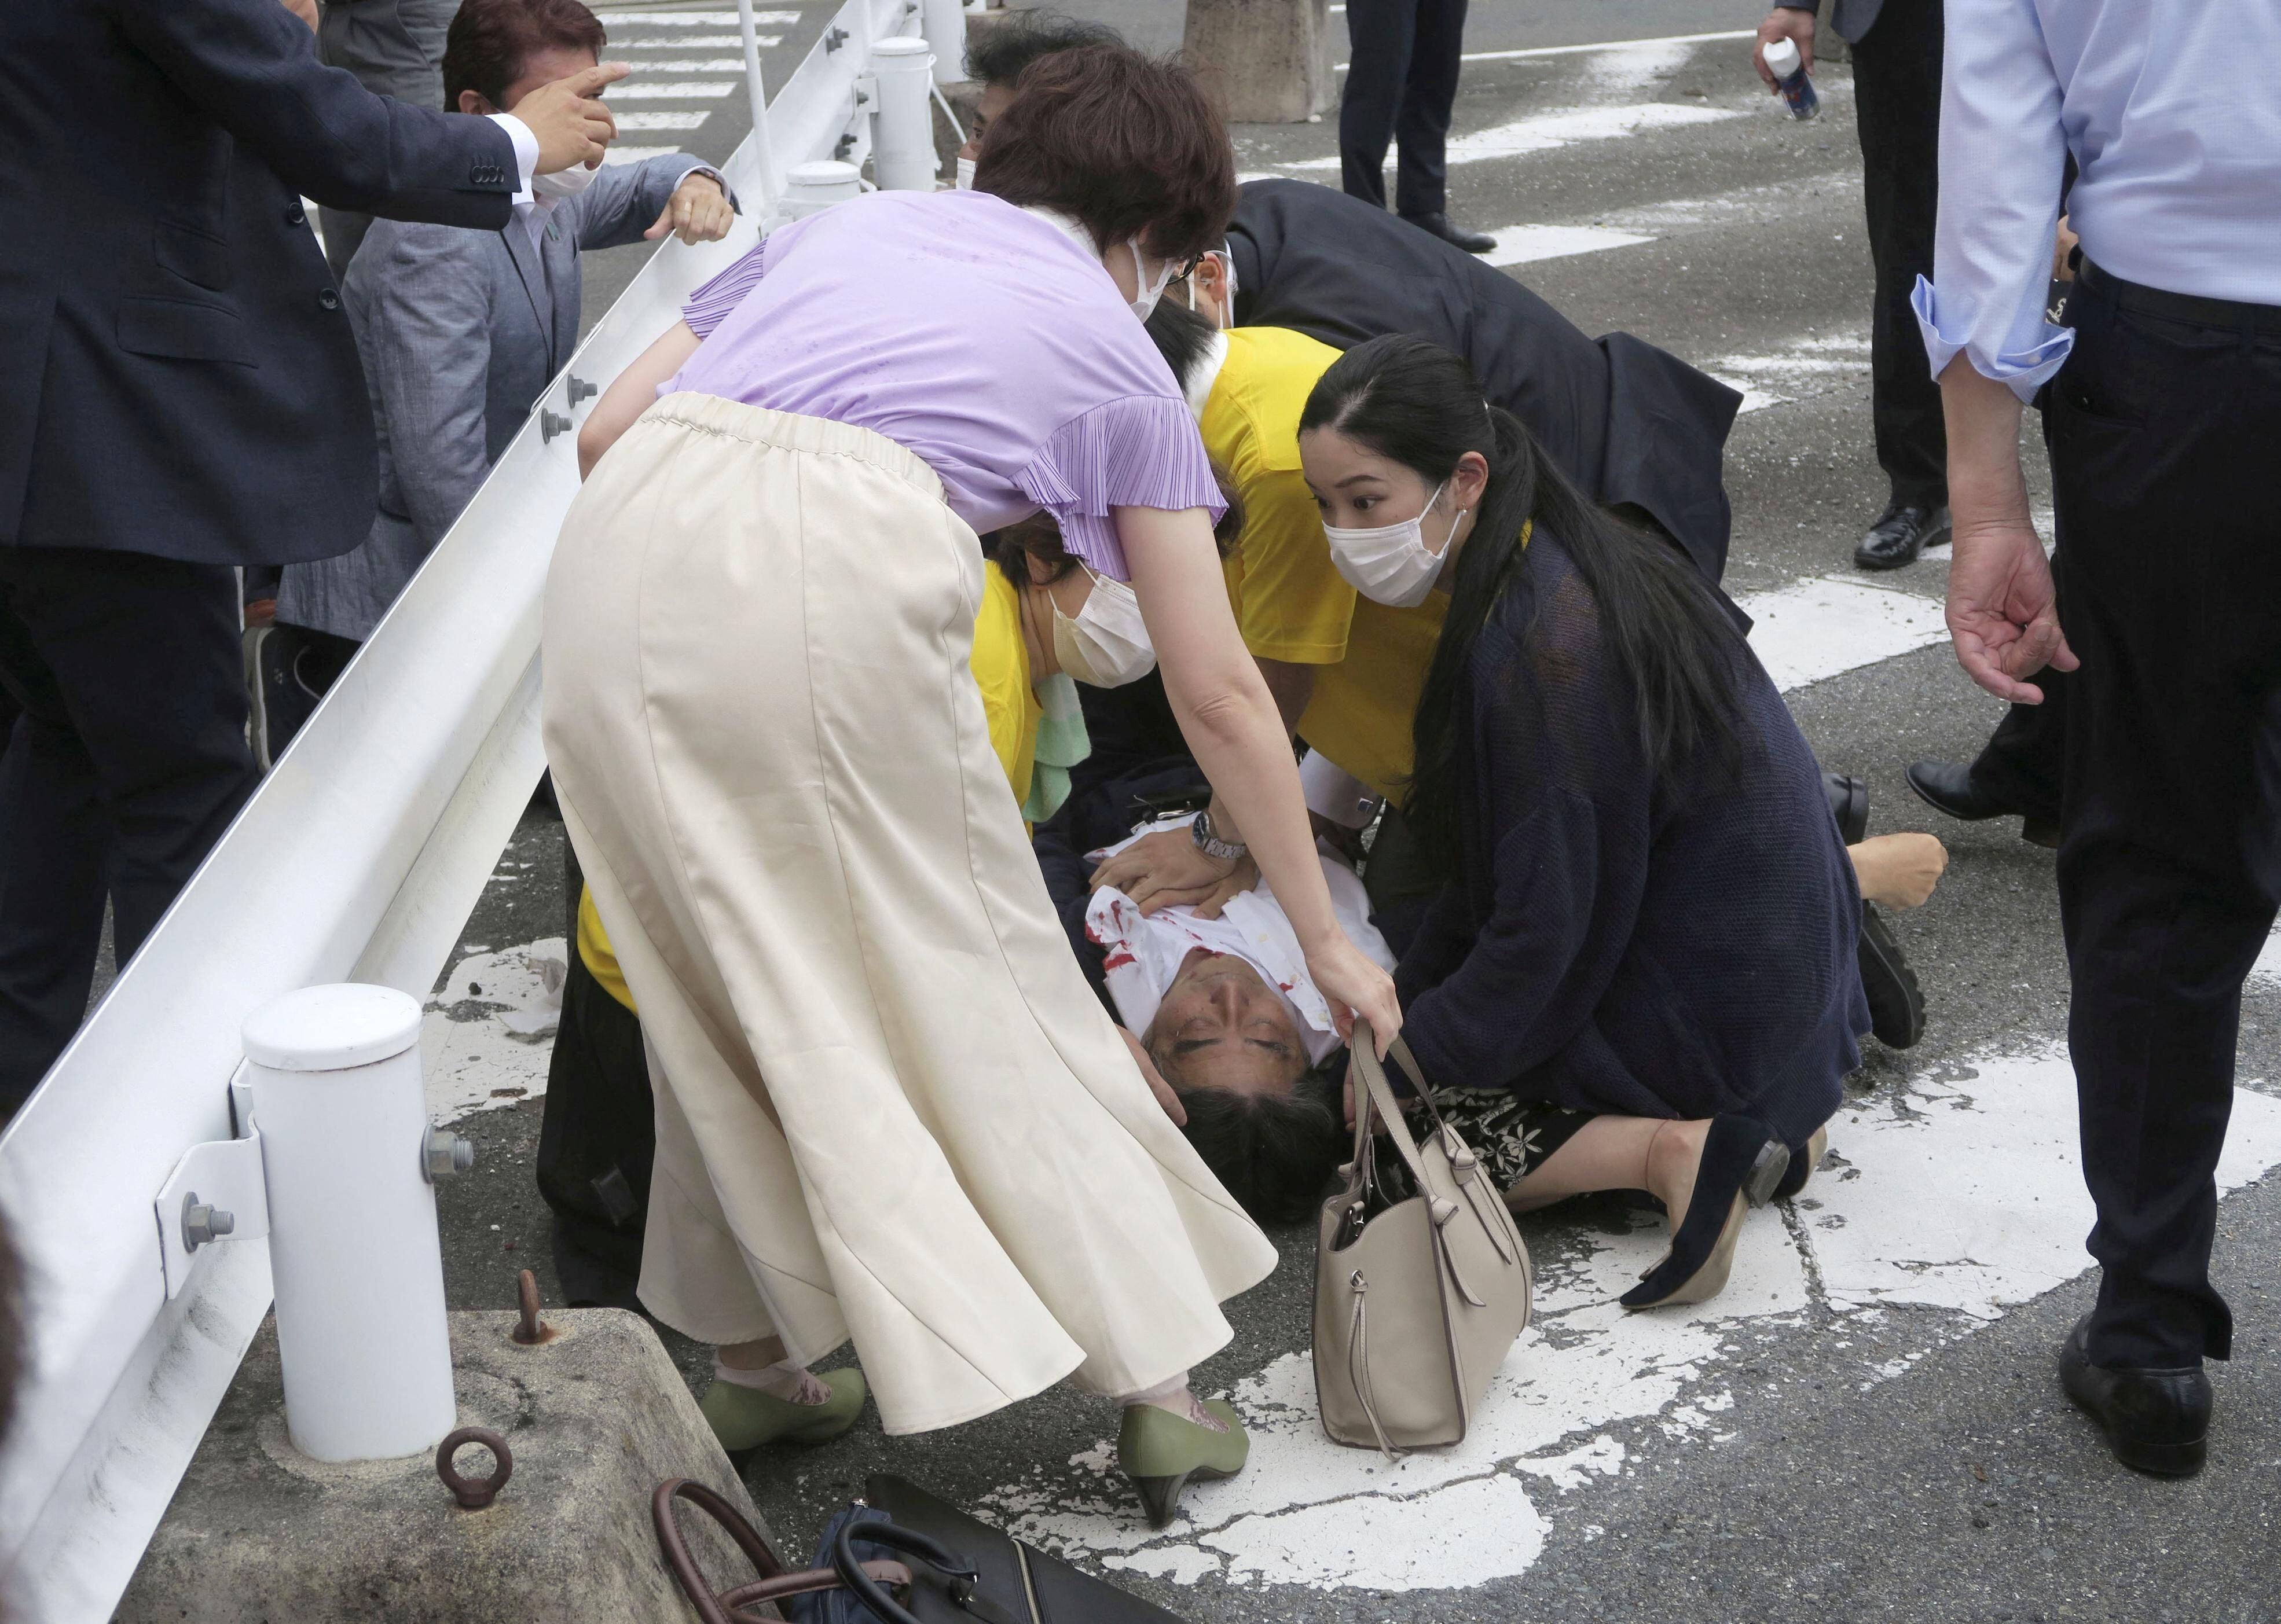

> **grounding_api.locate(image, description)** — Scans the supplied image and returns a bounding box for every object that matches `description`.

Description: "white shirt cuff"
[488,112,540,205]
[1912,274,2074,406]
[1299,750,1381,830]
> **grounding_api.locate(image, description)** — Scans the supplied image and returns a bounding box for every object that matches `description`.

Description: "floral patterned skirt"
[1403,1089,1597,1192]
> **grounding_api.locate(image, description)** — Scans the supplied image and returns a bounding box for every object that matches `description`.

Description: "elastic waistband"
[2079,260,2281,336]
[640,394,944,501]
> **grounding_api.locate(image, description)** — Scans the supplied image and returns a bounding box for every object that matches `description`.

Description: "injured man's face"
[1142,949,1310,1098]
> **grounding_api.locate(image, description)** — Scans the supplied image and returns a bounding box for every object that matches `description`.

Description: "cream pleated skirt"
[541,394,1277,1434]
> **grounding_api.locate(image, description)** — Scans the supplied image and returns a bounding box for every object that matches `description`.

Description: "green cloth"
[1020,673,1091,823]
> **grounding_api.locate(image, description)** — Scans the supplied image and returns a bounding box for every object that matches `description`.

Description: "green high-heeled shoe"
[699,1368,867,1453]
[1118,1399,1249,1530]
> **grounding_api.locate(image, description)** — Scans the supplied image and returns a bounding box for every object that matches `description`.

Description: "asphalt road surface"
[422,5,2281,1620]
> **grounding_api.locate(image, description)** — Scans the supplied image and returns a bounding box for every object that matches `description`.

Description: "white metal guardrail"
[0,2,945,1613]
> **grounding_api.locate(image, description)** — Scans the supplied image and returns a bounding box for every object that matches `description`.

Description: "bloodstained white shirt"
[1084,816,1395,1065]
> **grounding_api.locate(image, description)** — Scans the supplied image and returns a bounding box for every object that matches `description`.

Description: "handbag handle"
[653,1478,912,1622]
[1347,1020,1442,1202]
[832,1518,1029,1624]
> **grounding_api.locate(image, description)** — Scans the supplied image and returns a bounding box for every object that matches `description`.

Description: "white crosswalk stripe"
[608,80,740,98]
[1281,101,1741,174]
[614,110,713,130]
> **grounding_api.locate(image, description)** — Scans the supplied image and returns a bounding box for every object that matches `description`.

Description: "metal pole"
[871,36,937,190]
[736,0,779,224]
[921,0,967,84]
[243,984,459,1463]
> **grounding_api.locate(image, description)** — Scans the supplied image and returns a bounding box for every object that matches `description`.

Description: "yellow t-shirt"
[1201,326,1448,803]
[577,568,1040,1011]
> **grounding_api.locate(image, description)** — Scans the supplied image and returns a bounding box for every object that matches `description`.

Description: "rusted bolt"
[435,1427,512,1509]
[511,1268,556,1345]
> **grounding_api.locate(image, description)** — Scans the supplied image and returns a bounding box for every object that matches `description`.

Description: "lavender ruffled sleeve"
[682,216,813,337]
[1015,395,1227,581]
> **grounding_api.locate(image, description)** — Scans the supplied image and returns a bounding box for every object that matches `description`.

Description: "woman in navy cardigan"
[1298,336,1869,1308]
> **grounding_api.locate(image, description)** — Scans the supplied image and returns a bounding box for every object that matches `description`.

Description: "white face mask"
[1127,241,1177,321]
[1050,571,1156,687]
[530,160,599,200]
[955,155,977,190]
[1322,479,1467,608]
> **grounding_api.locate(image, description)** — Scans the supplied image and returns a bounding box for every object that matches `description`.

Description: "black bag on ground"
[656,1472,1190,1623]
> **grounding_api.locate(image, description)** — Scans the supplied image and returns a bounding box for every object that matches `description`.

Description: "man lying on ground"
[1034,755,1396,1226]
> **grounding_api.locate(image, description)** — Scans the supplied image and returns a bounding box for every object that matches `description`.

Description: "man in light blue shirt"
[1915,0,2281,1480]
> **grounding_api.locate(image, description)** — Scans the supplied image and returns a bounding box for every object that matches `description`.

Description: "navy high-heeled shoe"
[1771,1124,1830,1203]
[1622,1116,1790,1309]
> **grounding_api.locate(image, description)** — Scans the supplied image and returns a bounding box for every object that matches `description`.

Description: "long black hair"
[1298,335,1745,869]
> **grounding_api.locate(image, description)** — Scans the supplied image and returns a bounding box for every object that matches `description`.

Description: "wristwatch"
[1190,810,1248,864]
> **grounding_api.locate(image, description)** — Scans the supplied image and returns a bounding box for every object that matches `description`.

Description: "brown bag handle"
[653,1478,911,1623]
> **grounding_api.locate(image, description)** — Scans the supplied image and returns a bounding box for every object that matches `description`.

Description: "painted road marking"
[1332,28,1756,71]
[1278,102,1742,174]
[1738,576,1950,692]
[618,59,751,72]
[615,110,713,131]
[618,35,778,49]
[602,145,691,165]
[1480,223,1657,267]
[599,9,805,22]
[608,81,740,98]
[979,1050,2281,1591]
[422,940,564,1121]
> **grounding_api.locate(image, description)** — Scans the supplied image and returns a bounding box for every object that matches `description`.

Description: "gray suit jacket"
[280,155,720,641]
[1778,0,1882,45]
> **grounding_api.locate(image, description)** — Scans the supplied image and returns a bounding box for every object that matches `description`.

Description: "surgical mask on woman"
[1051,570,1156,687]
[955,155,977,189]
[1321,479,1468,609]
[531,161,599,200]
[1126,242,1177,321]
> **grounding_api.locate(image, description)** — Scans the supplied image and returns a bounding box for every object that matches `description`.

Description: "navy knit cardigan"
[1393,530,1868,1150]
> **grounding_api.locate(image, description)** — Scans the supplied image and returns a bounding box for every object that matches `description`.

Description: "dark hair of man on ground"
[965,10,1121,91]
[973,45,1236,267]
[1164,1050,1345,1228]
[1299,336,1748,871]
[443,0,607,111]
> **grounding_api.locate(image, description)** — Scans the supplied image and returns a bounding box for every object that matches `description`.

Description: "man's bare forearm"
[1940,357,2033,542]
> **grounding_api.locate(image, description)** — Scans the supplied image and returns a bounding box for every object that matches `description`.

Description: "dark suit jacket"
[1227,180,1743,588]
[0,0,522,565]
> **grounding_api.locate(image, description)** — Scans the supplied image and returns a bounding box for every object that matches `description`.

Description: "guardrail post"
[871,36,938,191]
[242,984,464,1463]
[921,0,967,84]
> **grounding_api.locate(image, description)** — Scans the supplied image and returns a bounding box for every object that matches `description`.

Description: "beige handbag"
[1312,1023,1533,1454]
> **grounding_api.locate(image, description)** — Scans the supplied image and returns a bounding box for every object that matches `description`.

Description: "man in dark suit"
[1338,0,1493,253]
[1755,0,1948,571]
[1221,178,1742,591]
[0,0,624,1112]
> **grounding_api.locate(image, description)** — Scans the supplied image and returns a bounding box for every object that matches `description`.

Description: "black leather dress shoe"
[2059,1316,2210,1478]
[1857,904,1924,1049]
[1853,503,1950,571]
[1905,760,2060,849]
[1400,211,1498,254]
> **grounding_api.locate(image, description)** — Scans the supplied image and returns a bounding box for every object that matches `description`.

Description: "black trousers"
[2051,266,2281,1369]
[0,549,259,1114]
[1850,1,1947,511]
[1968,639,2069,826]
[1339,0,1469,218]
[536,936,654,1310]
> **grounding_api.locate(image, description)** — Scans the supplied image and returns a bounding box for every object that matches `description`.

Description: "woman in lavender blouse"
[544,47,1399,1524]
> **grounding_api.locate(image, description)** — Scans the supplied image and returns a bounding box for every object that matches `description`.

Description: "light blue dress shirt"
[1912,0,2281,403]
